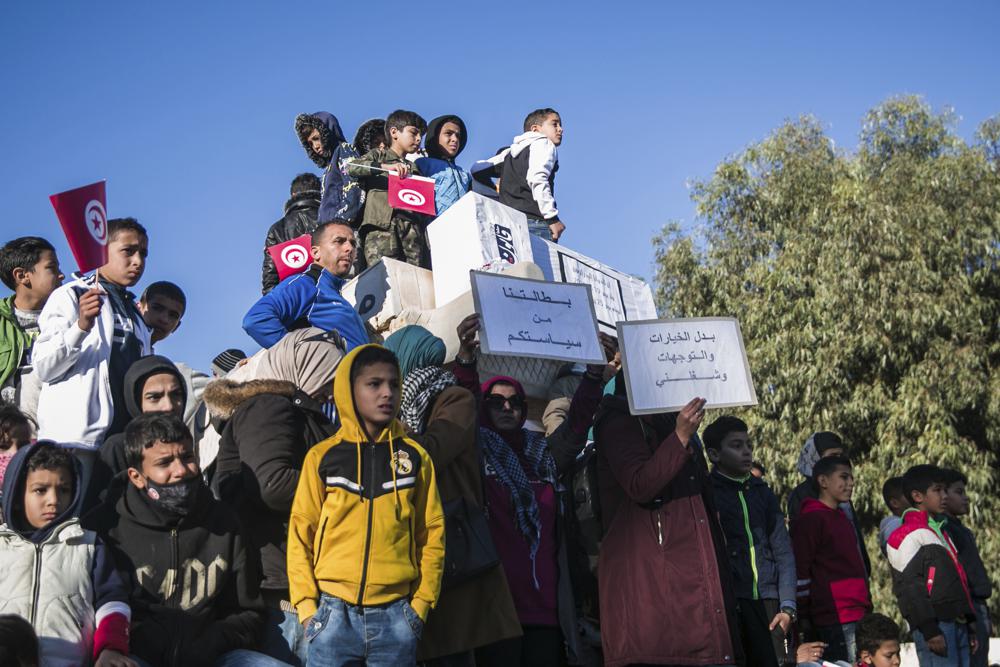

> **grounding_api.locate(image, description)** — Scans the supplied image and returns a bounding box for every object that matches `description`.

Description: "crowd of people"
[0,107,993,667]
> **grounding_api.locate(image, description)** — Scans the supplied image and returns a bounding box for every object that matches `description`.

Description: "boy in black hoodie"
[295,112,363,226]
[102,412,283,667]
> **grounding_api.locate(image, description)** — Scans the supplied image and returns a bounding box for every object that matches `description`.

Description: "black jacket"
[943,516,992,601]
[103,482,264,667]
[261,190,322,294]
[205,378,335,592]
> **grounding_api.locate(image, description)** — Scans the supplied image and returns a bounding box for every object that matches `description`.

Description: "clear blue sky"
[3,1,998,370]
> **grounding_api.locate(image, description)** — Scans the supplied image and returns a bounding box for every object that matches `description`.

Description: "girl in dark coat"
[594,388,743,667]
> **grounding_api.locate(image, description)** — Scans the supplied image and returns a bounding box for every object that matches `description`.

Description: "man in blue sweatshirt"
[243,220,368,351]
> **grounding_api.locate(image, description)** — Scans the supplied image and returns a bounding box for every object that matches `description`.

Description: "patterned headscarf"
[399,366,457,434]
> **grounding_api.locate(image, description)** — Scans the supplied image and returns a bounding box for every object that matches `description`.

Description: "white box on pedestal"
[427,192,533,307]
[341,257,435,333]
[529,235,658,334]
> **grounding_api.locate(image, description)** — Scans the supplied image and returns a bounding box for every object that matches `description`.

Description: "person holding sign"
[593,389,742,667]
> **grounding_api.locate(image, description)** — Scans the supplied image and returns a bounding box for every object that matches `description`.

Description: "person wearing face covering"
[415,115,472,216]
[101,412,284,667]
[204,326,343,665]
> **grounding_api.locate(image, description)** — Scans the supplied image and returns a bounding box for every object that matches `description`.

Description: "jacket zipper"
[169,527,181,667]
[357,442,376,606]
[314,517,329,566]
[655,510,663,545]
[29,544,42,625]
[737,487,759,599]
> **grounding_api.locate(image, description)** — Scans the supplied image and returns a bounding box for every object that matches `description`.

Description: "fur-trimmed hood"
[295,112,347,168]
[203,378,297,421]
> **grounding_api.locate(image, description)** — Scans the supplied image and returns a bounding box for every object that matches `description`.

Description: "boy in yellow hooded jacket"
[287,344,445,666]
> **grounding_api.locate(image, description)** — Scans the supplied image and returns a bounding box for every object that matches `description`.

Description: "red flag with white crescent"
[388,173,437,216]
[49,181,108,274]
[267,233,313,281]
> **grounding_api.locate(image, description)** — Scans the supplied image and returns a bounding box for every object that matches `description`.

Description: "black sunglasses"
[484,394,526,410]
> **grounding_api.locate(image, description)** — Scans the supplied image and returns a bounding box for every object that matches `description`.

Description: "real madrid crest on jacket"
[287,344,446,624]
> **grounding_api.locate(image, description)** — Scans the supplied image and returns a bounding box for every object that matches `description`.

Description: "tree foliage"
[654,96,1000,620]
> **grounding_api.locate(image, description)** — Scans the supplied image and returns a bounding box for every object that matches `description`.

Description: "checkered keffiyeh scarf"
[399,366,457,435]
[479,426,559,589]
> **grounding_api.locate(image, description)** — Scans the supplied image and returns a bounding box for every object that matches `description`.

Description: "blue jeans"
[526,218,555,242]
[306,595,422,667]
[261,607,307,666]
[972,601,991,667]
[132,649,290,667]
[816,622,857,664]
[913,621,971,667]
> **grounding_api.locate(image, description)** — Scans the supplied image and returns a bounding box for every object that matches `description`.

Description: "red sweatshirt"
[790,497,871,626]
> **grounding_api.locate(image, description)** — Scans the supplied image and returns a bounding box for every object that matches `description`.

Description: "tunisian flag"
[49,181,108,274]
[388,173,437,216]
[267,233,313,281]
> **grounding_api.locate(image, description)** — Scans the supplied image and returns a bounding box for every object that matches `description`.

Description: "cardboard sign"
[617,317,757,414]
[267,233,313,281]
[49,181,108,273]
[470,270,604,365]
[530,235,657,334]
[388,173,436,215]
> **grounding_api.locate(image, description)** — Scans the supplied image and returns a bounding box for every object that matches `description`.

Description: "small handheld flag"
[267,233,313,281]
[388,173,437,216]
[49,181,109,274]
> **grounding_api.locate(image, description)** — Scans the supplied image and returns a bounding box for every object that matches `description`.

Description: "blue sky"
[2,1,998,369]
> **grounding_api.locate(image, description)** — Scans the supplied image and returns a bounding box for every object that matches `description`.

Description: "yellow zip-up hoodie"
[287,344,445,622]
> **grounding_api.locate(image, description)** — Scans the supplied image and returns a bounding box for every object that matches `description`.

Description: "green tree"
[654,96,1000,621]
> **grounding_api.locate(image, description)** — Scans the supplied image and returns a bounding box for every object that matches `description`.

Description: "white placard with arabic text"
[470,271,605,365]
[617,317,757,414]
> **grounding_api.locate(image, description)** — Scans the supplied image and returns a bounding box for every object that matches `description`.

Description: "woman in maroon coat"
[594,388,743,667]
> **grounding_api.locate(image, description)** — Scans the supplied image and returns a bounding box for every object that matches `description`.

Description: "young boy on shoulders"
[887,464,977,666]
[791,455,872,664]
[877,476,908,556]
[287,344,445,666]
[347,110,431,269]
[0,236,65,422]
[34,218,152,448]
[0,442,132,667]
[704,415,797,667]
[415,115,472,215]
[940,468,992,667]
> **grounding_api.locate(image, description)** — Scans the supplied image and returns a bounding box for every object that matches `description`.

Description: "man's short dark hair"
[290,172,321,196]
[940,467,967,487]
[0,403,34,444]
[353,118,387,155]
[902,464,945,505]
[124,412,192,470]
[855,612,900,658]
[140,280,186,311]
[0,613,40,667]
[311,219,354,246]
[25,443,76,490]
[812,454,852,481]
[0,236,55,290]
[523,108,559,132]
[881,476,906,507]
[108,217,148,243]
[350,346,399,384]
[384,110,427,143]
[702,416,748,451]
[813,431,845,455]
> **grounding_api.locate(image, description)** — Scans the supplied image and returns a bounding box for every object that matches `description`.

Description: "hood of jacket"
[508,130,550,159]
[203,378,298,421]
[123,355,187,420]
[799,496,838,517]
[284,189,322,216]
[333,344,408,445]
[424,115,468,160]
[1,442,84,543]
[295,112,347,168]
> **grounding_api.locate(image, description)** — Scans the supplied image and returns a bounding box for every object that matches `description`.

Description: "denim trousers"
[305,594,423,667]
[131,649,290,667]
[815,622,857,664]
[260,606,307,666]
[972,601,991,667]
[913,621,971,667]
[525,218,554,242]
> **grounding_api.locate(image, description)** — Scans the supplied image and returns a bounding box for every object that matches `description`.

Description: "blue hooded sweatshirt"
[415,114,472,215]
[295,112,363,225]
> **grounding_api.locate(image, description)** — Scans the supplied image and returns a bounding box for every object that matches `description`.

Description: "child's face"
[888,494,909,516]
[352,362,400,433]
[101,230,147,287]
[139,294,184,344]
[532,113,563,146]
[129,439,199,489]
[708,431,753,477]
[915,481,948,515]
[17,250,64,301]
[307,128,328,158]
[437,121,462,158]
[140,372,185,416]
[945,481,969,516]
[23,466,74,529]
[390,125,422,155]
[820,447,845,459]
[861,639,901,667]
[818,464,854,504]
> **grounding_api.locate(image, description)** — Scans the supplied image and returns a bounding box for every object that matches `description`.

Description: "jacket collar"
[283,191,321,215]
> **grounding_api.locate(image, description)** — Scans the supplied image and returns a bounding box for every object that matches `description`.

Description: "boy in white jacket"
[34,218,151,455]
